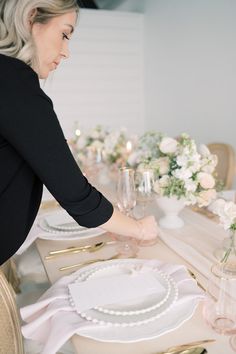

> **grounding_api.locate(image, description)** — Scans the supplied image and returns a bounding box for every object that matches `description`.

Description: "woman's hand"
[101,208,160,241]
[135,216,160,241]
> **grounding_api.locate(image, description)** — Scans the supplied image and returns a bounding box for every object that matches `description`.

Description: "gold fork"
[45,242,105,260]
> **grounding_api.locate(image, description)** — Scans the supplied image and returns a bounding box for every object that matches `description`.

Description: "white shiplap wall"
[42,9,144,139]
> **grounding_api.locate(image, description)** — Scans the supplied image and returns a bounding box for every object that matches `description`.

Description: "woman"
[0,0,158,265]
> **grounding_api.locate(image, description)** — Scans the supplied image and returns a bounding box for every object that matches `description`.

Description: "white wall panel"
[42,9,144,139]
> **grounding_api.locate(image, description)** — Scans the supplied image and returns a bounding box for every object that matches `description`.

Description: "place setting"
[37,209,107,241]
[20,259,206,354]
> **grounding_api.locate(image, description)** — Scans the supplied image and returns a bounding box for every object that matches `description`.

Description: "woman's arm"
[101,208,159,241]
[0,61,113,228]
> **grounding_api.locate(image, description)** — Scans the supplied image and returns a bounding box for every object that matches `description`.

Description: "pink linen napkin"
[20,259,204,354]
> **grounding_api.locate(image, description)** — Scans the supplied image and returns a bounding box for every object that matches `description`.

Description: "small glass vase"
[214,230,236,276]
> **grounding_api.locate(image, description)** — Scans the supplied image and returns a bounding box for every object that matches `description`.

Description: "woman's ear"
[28,8,37,27]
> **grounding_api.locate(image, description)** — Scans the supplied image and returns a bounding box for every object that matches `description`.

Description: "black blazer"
[0,54,113,265]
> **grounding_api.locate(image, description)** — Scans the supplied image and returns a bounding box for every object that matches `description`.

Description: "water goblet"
[203,263,236,350]
[117,167,136,216]
[135,169,154,217]
[135,169,158,247]
[115,167,138,257]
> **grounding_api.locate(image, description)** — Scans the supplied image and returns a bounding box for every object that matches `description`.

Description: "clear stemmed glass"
[115,167,138,257]
[135,169,158,247]
[203,263,236,350]
[117,167,136,216]
[83,147,104,183]
[135,169,154,217]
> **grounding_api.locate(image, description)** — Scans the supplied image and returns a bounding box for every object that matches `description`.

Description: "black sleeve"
[0,59,113,227]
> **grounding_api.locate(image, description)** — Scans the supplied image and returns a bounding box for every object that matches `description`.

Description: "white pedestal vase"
[156,196,185,229]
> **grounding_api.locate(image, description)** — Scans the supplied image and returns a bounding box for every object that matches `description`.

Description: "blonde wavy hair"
[0,0,79,68]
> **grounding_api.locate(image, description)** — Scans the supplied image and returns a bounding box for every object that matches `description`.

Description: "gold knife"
[59,253,125,271]
[45,242,106,260]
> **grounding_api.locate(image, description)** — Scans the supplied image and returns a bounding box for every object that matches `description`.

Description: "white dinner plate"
[71,259,203,342]
[70,262,178,326]
[77,297,200,343]
[44,211,84,232]
[68,259,204,343]
[82,263,172,316]
[37,217,106,241]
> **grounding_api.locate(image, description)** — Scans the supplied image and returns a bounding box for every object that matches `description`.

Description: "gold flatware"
[45,242,106,260]
[48,240,115,256]
[188,348,207,354]
[59,253,122,271]
[188,269,206,292]
[176,348,206,354]
[155,339,214,354]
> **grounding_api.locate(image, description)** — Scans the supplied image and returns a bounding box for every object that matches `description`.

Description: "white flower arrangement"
[209,199,236,231]
[127,131,163,167]
[209,198,236,264]
[102,128,137,167]
[140,133,218,207]
[73,125,109,164]
[73,124,137,168]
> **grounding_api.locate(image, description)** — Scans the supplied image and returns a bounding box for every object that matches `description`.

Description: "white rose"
[159,137,178,154]
[189,161,201,173]
[184,179,197,192]
[176,155,188,167]
[197,172,215,189]
[201,155,218,174]
[173,168,192,181]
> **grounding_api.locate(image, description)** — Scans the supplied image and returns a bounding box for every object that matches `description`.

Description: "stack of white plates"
[70,261,178,327]
[37,210,105,240]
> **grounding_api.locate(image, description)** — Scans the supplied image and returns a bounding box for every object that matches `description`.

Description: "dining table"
[32,182,236,354]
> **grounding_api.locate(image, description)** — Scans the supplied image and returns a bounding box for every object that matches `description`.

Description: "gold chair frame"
[0,271,24,354]
[208,143,236,190]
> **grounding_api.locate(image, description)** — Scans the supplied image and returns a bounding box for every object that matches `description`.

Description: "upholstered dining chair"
[207,143,236,190]
[0,258,21,293]
[0,270,24,354]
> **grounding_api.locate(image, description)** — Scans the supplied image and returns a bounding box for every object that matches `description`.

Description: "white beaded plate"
[44,212,84,232]
[38,217,105,240]
[69,263,178,327]
[85,264,171,316]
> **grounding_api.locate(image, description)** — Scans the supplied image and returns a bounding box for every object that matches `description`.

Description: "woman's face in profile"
[31,11,77,79]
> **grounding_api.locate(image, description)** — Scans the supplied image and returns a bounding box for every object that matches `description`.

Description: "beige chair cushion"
[208,143,236,189]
